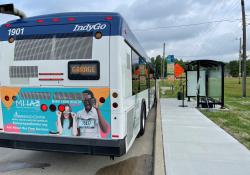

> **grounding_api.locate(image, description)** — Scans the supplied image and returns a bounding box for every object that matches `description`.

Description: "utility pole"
[239,37,242,84]
[162,43,166,79]
[241,0,247,97]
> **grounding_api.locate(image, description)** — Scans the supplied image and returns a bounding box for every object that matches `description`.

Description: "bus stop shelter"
[186,60,225,108]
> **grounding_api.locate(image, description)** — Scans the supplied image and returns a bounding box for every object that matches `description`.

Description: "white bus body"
[0,12,156,156]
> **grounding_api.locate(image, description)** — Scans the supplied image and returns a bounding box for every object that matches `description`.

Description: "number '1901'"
[8,28,24,36]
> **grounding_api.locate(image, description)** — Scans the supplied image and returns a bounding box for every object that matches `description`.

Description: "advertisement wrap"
[0,87,111,139]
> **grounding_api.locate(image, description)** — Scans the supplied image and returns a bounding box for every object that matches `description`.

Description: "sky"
[0,0,250,62]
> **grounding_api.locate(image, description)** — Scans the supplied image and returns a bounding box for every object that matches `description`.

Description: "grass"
[159,79,186,98]
[202,77,250,149]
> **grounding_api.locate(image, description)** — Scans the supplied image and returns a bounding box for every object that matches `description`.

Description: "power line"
[133,18,242,31]
[202,0,241,39]
[175,53,239,59]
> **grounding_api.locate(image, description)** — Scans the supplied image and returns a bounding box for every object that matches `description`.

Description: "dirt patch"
[95,154,152,175]
[0,162,50,172]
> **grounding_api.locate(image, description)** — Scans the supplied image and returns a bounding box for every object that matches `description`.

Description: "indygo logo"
[73,23,107,32]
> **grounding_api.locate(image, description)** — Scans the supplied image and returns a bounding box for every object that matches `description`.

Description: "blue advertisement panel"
[167,55,175,64]
[167,55,175,76]
[1,87,111,139]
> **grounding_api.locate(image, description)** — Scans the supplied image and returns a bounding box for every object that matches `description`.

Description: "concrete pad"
[161,98,250,175]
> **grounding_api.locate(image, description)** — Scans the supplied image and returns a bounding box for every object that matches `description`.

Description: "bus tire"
[154,93,157,107]
[138,102,146,137]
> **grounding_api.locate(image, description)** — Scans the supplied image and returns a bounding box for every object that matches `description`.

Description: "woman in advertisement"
[56,104,77,136]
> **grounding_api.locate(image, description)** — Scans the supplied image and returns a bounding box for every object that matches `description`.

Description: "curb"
[153,83,166,175]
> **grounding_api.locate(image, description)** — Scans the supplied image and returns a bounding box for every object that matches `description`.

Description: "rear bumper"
[0,133,126,157]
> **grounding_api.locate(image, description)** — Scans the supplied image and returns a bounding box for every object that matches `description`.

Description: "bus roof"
[1,12,149,61]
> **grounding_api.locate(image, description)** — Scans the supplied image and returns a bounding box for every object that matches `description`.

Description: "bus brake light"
[99,97,105,103]
[4,96,9,101]
[112,102,118,108]
[49,104,56,112]
[41,104,48,112]
[58,104,65,112]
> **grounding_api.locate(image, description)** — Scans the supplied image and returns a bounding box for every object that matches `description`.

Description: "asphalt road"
[0,107,156,175]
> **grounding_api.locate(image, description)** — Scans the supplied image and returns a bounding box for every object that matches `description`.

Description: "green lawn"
[202,77,250,149]
[159,79,185,98]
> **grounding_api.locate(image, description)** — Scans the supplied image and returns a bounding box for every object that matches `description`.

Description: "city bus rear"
[0,13,126,156]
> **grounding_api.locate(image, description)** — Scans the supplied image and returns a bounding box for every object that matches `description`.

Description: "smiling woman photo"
[56,104,77,137]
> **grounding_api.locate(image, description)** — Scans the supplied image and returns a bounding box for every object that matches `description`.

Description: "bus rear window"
[14,33,93,61]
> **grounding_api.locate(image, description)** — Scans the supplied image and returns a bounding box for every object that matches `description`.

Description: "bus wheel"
[154,94,157,107]
[138,102,146,137]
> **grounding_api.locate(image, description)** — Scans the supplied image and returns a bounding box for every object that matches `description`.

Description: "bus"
[0,4,156,157]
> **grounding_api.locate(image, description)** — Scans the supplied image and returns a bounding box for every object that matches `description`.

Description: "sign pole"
[162,43,166,79]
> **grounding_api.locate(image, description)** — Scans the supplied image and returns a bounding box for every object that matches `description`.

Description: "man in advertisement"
[76,90,110,138]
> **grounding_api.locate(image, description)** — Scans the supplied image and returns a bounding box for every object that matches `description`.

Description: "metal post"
[162,43,165,79]
[179,84,187,107]
[197,62,200,108]
[221,64,225,108]
[239,37,242,84]
[182,85,184,106]
[241,0,247,97]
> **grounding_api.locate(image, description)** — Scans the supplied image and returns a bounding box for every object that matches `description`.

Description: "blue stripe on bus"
[0,12,149,60]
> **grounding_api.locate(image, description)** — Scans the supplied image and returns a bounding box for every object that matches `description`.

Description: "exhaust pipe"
[0,4,26,19]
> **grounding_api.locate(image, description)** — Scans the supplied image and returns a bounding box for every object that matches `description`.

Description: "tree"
[155,55,162,78]
[228,60,239,77]
[174,58,185,68]
[247,59,250,76]
[150,57,155,65]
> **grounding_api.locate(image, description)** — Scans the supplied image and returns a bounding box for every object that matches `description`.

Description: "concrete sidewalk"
[161,98,250,175]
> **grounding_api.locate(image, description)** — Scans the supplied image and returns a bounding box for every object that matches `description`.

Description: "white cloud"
[0,0,249,62]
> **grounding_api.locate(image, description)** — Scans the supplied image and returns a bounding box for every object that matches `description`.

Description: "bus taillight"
[112,92,118,98]
[12,96,17,101]
[49,104,56,112]
[4,96,9,101]
[58,104,65,112]
[99,97,105,103]
[41,104,48,112]
[112,102,118,108]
